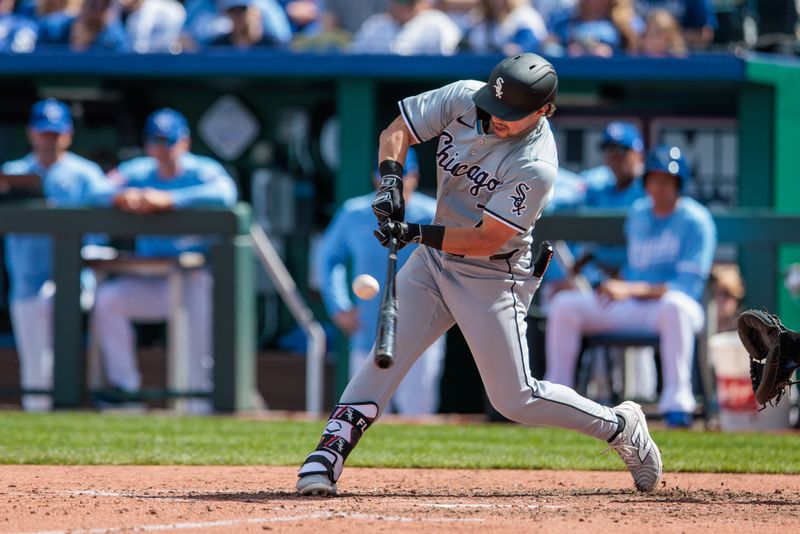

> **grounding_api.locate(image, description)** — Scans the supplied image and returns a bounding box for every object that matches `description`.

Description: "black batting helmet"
[472,53,558,121]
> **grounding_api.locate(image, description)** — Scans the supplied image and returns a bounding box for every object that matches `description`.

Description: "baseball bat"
[374,234,399,369]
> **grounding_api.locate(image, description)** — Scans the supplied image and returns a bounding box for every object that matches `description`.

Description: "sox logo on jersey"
[437,131,501,196]
[509,183,530,216]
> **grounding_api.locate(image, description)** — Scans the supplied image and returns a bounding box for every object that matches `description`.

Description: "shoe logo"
[494,77,504,99]
[630,422,652,463]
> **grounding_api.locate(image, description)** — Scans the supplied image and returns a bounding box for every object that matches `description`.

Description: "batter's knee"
[485,389,534,424]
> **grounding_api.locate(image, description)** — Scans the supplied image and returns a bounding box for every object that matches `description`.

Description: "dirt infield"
[2,466,799,533]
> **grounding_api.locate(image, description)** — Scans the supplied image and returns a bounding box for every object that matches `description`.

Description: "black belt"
[445,248,519,260]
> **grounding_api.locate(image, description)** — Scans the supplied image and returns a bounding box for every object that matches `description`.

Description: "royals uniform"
[545,195,717,414]
[316,191,444,415]
[91,152,237,405]
[3,153,112,411]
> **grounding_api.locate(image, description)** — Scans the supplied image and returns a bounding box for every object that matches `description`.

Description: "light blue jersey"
[623,196,717,302]
[2,153,114,301]
[107,153,237,258]
[579,165,646,283]
[316,192,437,353]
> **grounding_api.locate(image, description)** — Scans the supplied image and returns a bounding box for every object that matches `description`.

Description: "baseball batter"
[296,53,662,496]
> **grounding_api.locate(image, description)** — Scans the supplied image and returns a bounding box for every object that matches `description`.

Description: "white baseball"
[352,274,380,300]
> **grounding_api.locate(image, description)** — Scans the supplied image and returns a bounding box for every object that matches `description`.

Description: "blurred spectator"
[350,0,462,55]
[533,0,576,25]
[182,0,290,47]
[208,0,289,48]
[38,0,130,52]
[315,148,445,415]
[634,0,716,49]
[278,0,322,35]
[545,145,717,428]
[91,108,237,413]
[2,99,113,411]
[119,0,186,53]
[16,0,81,18]
[0,0,37,53]
[437,0,480,31]
[322,0,388,34]
[461,0,548,55]
[290,0,353,50]
[546,0,642,56]
[638,8,687,56]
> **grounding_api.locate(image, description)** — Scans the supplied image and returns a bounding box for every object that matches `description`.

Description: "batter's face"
[490,108,545,138]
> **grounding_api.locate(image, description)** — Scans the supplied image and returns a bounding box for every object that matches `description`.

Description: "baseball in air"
[352,274,380,300]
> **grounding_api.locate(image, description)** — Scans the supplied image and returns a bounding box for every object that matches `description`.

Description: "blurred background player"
[575,120,645,286]
[314,148,445,415]
[545,145,717,428]
[2,98,112,411]
[90,108,238,413]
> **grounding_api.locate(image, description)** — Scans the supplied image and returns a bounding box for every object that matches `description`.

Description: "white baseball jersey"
[399,80,558,271]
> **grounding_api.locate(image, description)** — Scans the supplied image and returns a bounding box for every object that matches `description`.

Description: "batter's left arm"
[375,215,516,257]
[439,216,516,256]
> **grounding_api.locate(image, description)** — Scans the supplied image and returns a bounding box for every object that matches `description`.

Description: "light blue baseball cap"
[144,108,190,145]
[29,98,73,134]
[600,121,644,153]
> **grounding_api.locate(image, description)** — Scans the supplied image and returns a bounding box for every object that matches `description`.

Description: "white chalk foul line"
[12,511,483,534]
[420,503,565,510]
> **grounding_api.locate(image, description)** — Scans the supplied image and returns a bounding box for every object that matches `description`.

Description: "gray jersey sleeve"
[399,80,483,143]
[484,160,557,233]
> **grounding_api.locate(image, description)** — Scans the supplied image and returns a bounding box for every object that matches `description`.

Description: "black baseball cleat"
[296,473,337,497]
[608,401,663,492]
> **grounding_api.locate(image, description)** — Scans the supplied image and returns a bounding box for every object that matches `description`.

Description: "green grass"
[0,412,799,473]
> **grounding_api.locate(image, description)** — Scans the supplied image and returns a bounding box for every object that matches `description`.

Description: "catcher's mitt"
[736,309,800,407]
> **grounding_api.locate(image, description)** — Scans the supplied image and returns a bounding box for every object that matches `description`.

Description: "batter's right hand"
[373,220,421,250]
[371,175,404,222]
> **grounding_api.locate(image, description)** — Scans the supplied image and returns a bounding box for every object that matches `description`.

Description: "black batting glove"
[373,220,421,250]
[371,160,405,222]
